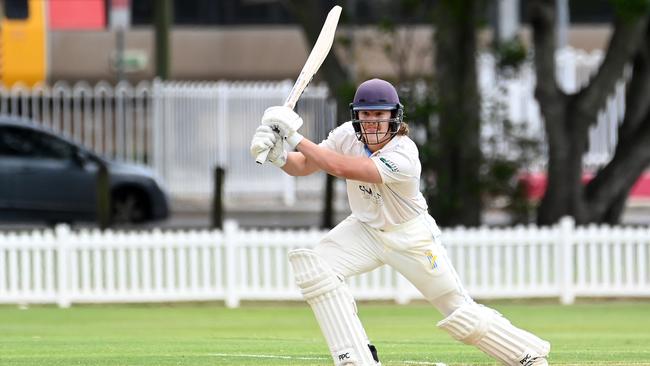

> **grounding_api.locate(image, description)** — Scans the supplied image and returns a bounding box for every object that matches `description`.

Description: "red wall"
[520,172,650,201]
[49,0,105,30]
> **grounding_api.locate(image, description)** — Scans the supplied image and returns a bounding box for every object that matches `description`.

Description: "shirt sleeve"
[371,149,419,184]
[318,124,347,153]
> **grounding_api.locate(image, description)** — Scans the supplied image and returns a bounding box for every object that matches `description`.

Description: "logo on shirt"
[358,185,383,205]
[379,157,399,172]
[425,250,438,269]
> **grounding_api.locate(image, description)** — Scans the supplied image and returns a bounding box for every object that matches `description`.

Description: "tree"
[154,0,172,80]
[529,0,650,224]
[430,0,484,226]
[371,0,484,227]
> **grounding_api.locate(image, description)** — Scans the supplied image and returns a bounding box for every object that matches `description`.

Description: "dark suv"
[0,118,169,224]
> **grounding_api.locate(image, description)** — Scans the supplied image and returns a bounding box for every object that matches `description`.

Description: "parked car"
[0,117,169,224]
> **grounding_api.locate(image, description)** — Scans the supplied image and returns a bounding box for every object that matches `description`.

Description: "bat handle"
[255,148,271,165]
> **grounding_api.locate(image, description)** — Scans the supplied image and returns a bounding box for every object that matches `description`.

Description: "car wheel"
[112,189,149,224]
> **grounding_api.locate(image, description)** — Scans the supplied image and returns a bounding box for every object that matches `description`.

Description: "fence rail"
[1,218,648,308]
[0,81,154,165]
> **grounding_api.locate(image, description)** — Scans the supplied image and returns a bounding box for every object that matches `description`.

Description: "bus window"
[4,0,29,20]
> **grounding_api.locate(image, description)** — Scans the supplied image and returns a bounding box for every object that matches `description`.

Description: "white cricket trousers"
[315,213,471,312]
[313,213,552,366]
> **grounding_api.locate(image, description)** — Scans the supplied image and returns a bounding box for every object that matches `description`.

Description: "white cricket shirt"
[319,121,429,229]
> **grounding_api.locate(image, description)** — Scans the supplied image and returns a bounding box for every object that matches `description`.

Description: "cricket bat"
[256,5,342,164]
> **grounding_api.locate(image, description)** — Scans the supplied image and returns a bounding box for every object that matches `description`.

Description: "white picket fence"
[1,217,648,308]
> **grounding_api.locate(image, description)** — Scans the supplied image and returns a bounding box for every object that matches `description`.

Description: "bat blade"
[283,5,342,110]
[256,5,342,164]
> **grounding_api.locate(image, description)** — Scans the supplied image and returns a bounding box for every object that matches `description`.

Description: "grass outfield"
[1,301,649,366]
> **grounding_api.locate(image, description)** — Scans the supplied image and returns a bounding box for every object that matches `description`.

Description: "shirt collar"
[365,135,401,156]
[363,144,373,157]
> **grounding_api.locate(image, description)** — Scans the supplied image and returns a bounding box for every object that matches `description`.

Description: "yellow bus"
[0,0,47,87]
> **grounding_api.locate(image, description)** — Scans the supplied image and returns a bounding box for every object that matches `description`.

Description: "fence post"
[212,166,225,229]
[151,78,164,176]
[55,225,72,308]
[559,216,575,305]
[96,160,111,229]
[224,220,240,308]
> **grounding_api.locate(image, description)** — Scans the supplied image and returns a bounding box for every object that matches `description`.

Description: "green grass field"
[1,301,649,366]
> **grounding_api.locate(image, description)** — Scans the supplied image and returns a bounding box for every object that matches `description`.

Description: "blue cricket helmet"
[349,79,404,145]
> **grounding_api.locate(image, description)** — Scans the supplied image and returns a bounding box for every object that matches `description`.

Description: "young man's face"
[358,110,391,145]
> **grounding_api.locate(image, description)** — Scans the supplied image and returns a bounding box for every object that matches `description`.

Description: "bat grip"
[257,93,299,165]
[255,148,271,165]
[257,99,295,165]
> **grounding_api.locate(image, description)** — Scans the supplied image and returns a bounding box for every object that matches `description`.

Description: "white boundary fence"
[1,217,649,308]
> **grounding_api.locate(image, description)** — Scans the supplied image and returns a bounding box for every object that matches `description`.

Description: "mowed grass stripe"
[0,301,649,365]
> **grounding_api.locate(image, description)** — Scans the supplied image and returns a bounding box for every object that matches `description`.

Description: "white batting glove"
[250,125,275,157]
[261,106,304,149]
[250,125,287,167]
[267,130,287,168]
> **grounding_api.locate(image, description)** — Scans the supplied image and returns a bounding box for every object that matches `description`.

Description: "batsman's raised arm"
[289,140,381,183]
[256,105,381,183]
[280,151,319,176]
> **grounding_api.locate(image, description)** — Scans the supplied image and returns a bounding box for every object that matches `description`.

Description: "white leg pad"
[437,303,550,366]
[289,249,377,366]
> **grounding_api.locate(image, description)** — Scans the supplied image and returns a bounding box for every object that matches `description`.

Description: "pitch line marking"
[208,353,446,365]
[208,353,327,361]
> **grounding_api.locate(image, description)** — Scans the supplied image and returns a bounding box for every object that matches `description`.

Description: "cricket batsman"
[250,78,551,366]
